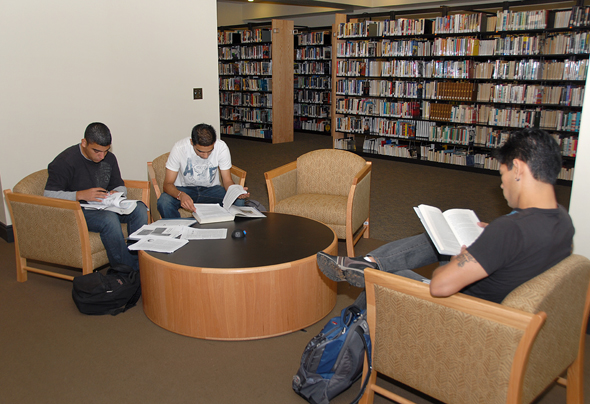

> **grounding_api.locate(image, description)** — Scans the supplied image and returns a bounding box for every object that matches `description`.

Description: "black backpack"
[293,299,372,404]
[72,264,141,316]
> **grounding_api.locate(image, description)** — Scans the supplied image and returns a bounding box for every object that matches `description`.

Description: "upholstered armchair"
[147,152,247,221]
[4,169,150,282]
[360,254,590,404]
[264,149,371,257]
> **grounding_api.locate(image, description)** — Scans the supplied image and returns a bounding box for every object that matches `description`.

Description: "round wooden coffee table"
[138,212,338,340]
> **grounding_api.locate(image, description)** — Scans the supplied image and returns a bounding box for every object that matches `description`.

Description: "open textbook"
[80,192,137,215]
[414,204,484,256]
[193,184,266,224]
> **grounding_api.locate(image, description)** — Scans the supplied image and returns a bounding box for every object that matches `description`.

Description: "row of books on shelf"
[337,32,590,58]
[422,102,582,132]
[297,31,329,46]
[337,7,590,40]
[336,40,431,58]
[218,61,272,76]
[335,105,581,133]
[337,18,431,38]
[476,83,584,106]
[434,13,493,34]
[294,104,330,118]
[294,117,331,132]
[357,135,574,178]
[336,80,584,103]
[218,45,271,61]
[220,92,272,108]
[221,123,273,139]
[362,137,415,158]
[220,107,272,123]
[217,29,271,45]
[296,89,331,104]
[294,61,331,75]
[496,10,547,31]
[568,6,590,28]
[219,77,272,92]
[295,76,331,90]
[336,116,419,138]
[335,98,420,117]
[295,47,331,61]
[340,122,578,157]
[336,58,589,80]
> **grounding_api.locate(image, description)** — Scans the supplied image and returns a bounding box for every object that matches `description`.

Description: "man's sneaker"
[316,252,378,288]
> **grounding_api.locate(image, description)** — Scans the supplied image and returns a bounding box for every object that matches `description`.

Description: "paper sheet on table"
[151,219,196,227]
[128,224,183,240]
[128,237,188,253]
[181,227,227,240]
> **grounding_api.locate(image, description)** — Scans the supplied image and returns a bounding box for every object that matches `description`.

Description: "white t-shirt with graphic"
[166,137,232,187]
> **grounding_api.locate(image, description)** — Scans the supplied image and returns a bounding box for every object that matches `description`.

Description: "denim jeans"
[83,202,148,271]
[367,233,449,283]
[157,185,244,219]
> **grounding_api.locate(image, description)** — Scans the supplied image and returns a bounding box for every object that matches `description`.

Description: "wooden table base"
[139,237,337,340]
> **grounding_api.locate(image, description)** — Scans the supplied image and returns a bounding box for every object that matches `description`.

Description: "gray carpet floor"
[0,132,581,404]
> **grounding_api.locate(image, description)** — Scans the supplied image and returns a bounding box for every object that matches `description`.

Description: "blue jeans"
[157,185,245,219]
[83,202,148,271]
[367,233,449,283]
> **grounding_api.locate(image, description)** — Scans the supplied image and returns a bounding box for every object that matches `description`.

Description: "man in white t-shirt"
[157,123,249,218]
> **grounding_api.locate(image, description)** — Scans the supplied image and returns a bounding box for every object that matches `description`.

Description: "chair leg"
[16,256,28,282]
[566,355,584,404]
[359,370,378,404]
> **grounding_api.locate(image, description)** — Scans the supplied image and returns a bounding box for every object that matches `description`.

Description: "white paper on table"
[180,227,228,240]
[151,219,196,227]
[128,237,188,253]
[128,224,183,240]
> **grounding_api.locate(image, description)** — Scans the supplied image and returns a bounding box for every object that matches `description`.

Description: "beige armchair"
[360,254,590,404]
[4,169,150,282]
[147,152,247,221]
[264,149,371,257]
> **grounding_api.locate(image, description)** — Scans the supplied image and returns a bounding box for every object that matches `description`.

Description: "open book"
[192,184,266,224]
[81,192,137,215]
[414,204,484,256]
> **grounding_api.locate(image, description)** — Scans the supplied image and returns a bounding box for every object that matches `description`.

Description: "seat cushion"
[274,194,347,239]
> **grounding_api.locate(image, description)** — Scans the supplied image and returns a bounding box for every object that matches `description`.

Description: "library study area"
[3,0,590,404]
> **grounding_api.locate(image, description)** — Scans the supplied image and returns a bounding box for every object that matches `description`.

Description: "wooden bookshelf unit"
[294,28,333,135]
[218,19,294,144]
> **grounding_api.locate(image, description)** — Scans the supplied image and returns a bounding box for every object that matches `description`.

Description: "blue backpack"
[292,302,372,404]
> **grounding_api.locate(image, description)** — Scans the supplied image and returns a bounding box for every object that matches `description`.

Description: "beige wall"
[0,0,220,226]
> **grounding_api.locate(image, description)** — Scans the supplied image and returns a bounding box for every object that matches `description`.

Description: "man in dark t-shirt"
[44,122,148,271]
[317,128,574,304]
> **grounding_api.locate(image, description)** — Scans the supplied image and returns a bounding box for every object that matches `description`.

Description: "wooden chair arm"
[147,162,161,199]
[230,165,247,187]
[264,161,298,211]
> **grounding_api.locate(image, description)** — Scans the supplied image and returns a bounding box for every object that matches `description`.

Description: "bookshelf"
[331,3,590,182]
[294,28,333,135]
[218,19,294,144]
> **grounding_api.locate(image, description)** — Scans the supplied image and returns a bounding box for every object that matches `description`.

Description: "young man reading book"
[157,123,249,218]
[44,122,148,271]
[317,128,574,303]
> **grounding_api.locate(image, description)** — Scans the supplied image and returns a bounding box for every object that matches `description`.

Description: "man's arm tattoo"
[456,251,477,268]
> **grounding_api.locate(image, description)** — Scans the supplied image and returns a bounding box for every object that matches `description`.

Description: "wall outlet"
[193,88,203,100]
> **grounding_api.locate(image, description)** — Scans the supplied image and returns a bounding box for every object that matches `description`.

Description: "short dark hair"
[191,123,217,146]
[495,128,562,184]
[84,122,112,146]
